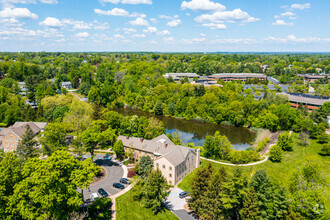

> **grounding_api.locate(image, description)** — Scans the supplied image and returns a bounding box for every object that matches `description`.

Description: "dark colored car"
[103,154,111,160]
[179,191,189,199]
[98,188,108,197]
[113,183,125,189]
[120,178,130,184]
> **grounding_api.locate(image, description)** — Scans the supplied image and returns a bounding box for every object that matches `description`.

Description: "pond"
[113,108,256,150]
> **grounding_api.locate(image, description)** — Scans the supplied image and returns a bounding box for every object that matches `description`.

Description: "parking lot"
[164,187,197,220]
[81,154,127,201]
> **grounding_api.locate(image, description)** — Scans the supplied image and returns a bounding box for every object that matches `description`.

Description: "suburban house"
[117,134,200,185]
[279,92,329,111]
[164,73,200,82]
[61,81,72,90]
[208,73,267,82]
[0,122,47,152]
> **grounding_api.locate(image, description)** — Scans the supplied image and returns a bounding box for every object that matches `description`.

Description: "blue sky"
[0,0,329,52]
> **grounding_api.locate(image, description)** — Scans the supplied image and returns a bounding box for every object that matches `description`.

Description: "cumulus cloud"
[143,26,157,33]
[291,3,310,10]
[132,33,146,38]
[195,9,259,23]
[94,8,129,16]
[39,17,64,28]
[267,35,321,43]
[202,23,226,29]
[39,0,57,3]
[0,7,38,19]
[156,30,170,35]
[100,0,152,4]
[167,19,181,27]
[129,17,149,26]
[123,27,136,33]
[181,37,206,44]
[181,0,226,12]
[75,32,90,38]
[272,19,293,26]
[62,19,92,29]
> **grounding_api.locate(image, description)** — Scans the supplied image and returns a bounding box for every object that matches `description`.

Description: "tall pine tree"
[16,125,38,161]
[240,187,260,220]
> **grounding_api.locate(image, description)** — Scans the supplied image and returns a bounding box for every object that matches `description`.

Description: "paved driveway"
[81,154,126,201]
[164,187,198,220]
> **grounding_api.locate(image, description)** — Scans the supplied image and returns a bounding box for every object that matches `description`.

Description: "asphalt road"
[82,157,126,201]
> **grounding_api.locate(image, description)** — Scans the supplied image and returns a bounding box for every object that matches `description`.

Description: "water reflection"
[113,108,256,150]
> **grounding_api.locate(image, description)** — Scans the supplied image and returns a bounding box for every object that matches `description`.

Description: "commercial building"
[117,134,200,185]
[164,73,200,82]
[0,122,47,152]
[279,92,329,111]
[208,73,267,82]
[297,74,329,83]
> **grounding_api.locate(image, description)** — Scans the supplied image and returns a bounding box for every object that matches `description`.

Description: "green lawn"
[178,132,330,207]
[116,189,179,220]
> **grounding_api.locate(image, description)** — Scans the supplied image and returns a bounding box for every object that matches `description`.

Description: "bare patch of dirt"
[91,167,106,185]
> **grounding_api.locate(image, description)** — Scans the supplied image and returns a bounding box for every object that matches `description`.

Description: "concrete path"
[201,155,270,167]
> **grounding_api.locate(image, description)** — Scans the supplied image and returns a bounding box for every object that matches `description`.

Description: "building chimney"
[165,143,168,148]
[140,138,144,142]
[119,132,121,136]
[126,136,129,139]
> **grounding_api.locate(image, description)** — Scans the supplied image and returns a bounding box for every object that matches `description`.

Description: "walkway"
[201,130,292,167]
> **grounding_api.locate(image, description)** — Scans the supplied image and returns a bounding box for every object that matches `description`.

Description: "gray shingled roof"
[279,93,329,106]
[118,134,195,167]
[209,73,266,78]
[11,122,47,138]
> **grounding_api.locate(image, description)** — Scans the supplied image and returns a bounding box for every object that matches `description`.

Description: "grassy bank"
[116,190,179,220]
[178,132,330,208]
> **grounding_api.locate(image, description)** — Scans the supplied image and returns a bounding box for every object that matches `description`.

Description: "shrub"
[317,133,329,144]
[277,132,293,151]
[257,137,270,152]
[127,170,137,178]
[229,150,260,164]
[269,145,283,162]
[320,144,330,156]
[0,123,8,127]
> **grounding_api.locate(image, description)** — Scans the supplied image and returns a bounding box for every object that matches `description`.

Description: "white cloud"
[156,30,170,35]
[195,9,259,23]
[202,23,226,29]
[159,14,172,19]
[122,0,151,4]
[212,38,256,44]
[200,33,205,37]
[75,32,90,38]
[0,7,38,19]
[281,11,295,17]
[39,0,57,3]
[94,8,129,16]
[123,27,136,33]
[291,3,310,10]
[167,19,181,27]
[129,12,146,18]
[181,0,226,12]
[62,19,92,30]
[93,21,110,30]
[143,26,157,33]
[39,17,64,28]
[181,37,206,44]
[163,37,174,42]
[132,33,145,38]
[272,19,293,26]
[149,18,157,23]
[267,35,321,43]
[100,0,152,4]
[114,34,124,38]
[129,17,149,26]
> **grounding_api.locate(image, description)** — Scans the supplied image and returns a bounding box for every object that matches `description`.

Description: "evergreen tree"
[189,163,213,214]
[240,187,260,220]
[138,155,153,178]
[269,144,283,162]
[199,167,228,219]
[143,169,169,214]
[153,101,163,115]
[277,132,293,151]
[16,125,38,161]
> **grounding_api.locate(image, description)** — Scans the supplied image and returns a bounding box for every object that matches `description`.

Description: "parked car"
[113,183,125,189]
[90,193,99,201]
[179,191,189,199]
[98,188,108,197]
[120,178,130,184]
[103,154,111,160]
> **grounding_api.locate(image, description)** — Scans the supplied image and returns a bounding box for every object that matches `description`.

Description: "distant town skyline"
[0,0,329,52]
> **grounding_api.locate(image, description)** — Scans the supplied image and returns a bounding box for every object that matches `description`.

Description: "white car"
[90,192,99,201]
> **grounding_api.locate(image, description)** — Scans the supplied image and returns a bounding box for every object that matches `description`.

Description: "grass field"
[116,190,179,220]
[178,132,330,208]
